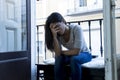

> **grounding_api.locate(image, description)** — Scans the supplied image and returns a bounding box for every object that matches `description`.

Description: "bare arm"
[50,23,80,56]
[62,48,80,56]
[53,37,62,57]
[50,23,62,57]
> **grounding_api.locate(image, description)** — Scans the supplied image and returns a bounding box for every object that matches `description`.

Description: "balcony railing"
[36,17,120,64]
[67,19,104,56]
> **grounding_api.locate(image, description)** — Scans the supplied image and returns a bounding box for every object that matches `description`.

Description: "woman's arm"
[50,23,62,57]
[62,48,80,56]
[53,37,62,57]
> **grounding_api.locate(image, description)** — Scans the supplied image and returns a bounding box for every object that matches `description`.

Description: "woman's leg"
[54,55,66,80]
[70,52,92,80]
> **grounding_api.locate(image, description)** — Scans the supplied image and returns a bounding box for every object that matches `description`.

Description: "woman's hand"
[50,23,62,56]
[50,23,60,38]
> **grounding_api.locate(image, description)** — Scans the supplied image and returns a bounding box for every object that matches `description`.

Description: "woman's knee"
[70,56,79,65]
[70,56,79,64]
[55,56,65,67]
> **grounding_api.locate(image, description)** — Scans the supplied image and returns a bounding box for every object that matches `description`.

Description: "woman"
[45,12,92,80]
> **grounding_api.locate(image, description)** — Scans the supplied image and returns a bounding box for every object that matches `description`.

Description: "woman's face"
[50,22,66,36]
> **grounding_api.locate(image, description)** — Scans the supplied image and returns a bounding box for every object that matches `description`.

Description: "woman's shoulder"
[69,24,82,31]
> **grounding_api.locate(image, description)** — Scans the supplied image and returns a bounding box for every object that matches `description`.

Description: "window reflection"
[21,0,27,51]
[0,0,27,52]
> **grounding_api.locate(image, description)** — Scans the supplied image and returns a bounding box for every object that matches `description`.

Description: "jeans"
[54,52,92,80]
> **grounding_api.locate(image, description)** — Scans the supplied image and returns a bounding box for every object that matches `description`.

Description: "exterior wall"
[36,0,120,24]
[36,0,103,25]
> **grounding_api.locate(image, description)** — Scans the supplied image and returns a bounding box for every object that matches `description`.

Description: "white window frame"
[103,0,118,80]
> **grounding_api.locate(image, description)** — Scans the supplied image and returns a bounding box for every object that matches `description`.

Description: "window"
[67,0,103,15]
[79,0,87,7]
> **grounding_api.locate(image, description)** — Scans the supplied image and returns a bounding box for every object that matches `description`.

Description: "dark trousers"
[54,52,92,80]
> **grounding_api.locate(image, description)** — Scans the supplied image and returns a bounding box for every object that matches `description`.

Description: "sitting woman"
[45,12,92,80]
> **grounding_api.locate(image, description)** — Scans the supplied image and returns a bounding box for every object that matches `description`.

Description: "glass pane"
[0,0,27,52]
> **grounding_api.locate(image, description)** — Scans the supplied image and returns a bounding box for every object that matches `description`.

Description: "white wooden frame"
[103,0,118,80]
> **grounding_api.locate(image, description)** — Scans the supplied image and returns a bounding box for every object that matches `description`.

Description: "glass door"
[0,0,31,80]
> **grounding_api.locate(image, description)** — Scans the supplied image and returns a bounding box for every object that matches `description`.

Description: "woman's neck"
[62,25,70,42]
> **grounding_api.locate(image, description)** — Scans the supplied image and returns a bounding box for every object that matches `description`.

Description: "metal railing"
[67,19,104,57]
[36,16,120,63]
[36,18,108,63]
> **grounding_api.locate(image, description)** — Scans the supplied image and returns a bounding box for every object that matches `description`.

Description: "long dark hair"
[45,12,67,52]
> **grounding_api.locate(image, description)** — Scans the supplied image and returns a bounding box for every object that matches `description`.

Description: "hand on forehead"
[50,22,61,28]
